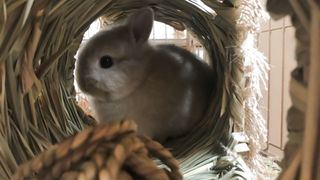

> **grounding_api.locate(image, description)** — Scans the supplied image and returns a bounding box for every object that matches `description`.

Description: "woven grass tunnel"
[0,0,269,179]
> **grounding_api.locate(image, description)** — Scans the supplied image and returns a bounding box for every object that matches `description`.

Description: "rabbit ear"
[128,8,154,44]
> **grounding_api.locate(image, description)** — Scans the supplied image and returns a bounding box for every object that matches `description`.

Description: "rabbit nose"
[87,78,98,86]
[80,75,96,86]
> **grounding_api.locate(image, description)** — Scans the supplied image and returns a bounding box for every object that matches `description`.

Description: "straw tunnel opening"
[70,6,227,159]
[74,17,211,116]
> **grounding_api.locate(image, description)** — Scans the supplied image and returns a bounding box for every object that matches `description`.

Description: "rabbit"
[75,8,215,142]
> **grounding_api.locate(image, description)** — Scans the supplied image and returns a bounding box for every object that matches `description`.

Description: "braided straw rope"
[12,120,182,180]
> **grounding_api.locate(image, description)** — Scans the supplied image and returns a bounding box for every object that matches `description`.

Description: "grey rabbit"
[75,8,215,142]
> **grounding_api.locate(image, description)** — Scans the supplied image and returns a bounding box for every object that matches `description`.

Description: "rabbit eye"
[99,55,113,69]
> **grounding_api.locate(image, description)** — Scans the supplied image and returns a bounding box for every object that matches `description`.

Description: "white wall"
[257,15,296,157]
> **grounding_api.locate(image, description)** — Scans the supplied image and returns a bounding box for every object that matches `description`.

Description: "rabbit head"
[75,8,154,100]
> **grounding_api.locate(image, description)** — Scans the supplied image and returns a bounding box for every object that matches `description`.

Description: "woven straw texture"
[0,0,268,179]
[267,0,320,179]
[12,120,182,180]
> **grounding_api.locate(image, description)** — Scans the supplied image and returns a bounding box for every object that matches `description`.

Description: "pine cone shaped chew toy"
[13,120,182,180]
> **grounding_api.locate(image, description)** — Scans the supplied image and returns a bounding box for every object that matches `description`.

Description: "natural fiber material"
[267,0,320,179]
[12,120,182,180]
[0,0,268,179]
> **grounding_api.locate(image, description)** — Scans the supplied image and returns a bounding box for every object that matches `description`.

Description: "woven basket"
[0,0,268,179]
[267,0,320,179]
[12,120,182,180]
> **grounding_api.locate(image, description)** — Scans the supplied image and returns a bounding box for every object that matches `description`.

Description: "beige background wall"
[257,15,296,157]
